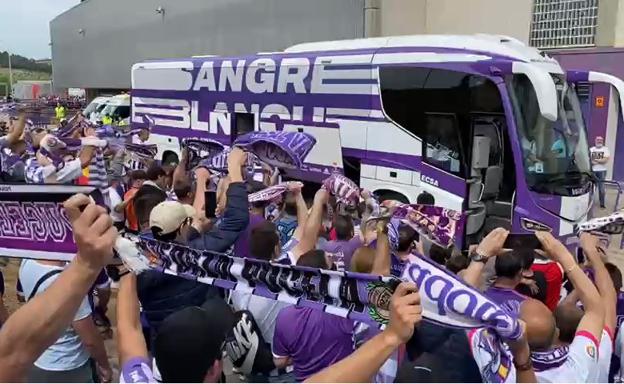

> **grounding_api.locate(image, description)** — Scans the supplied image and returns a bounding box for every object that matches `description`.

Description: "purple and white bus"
[130,34,624,247]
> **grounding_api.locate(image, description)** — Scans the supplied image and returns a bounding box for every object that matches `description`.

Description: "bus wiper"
[541,170,594,185]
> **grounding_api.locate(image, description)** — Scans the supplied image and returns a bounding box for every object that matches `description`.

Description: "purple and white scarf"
[125,143,158,161]
[181,138,225,170]
[233,131,316,169]
[323,173,360,207]
[197,148,257,173]
[579,210,624,234]
[248,183,289,203]
[392,204,465,248]
[114,235,521,340]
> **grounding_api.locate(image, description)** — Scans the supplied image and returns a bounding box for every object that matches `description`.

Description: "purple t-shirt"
[484,285,528,315]
[233,213,266,258]
[273,306,355,381]
[321,237,362,271]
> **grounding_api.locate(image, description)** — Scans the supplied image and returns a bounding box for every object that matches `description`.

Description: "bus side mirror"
[512,62,558,122]
[588,71,624,124]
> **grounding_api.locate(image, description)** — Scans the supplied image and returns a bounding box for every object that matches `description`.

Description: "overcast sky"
[0,0,79,59]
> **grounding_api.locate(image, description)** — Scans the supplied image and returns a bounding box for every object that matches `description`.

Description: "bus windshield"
[508,74,592,196]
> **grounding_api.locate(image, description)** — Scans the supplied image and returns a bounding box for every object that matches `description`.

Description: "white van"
[83,96,111,123]
[99,94,131,124]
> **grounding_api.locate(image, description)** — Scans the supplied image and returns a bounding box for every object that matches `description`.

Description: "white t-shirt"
[19,259,92,371]
[470,327,601,383]
[596,328,613,383]
[230,291,289,343]
[590,146,611,172]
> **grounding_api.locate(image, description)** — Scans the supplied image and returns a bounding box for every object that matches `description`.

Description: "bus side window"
[232,112,256,143]
[423,113,463,175]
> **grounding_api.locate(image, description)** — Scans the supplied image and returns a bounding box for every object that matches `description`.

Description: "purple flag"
[233,131,316,169]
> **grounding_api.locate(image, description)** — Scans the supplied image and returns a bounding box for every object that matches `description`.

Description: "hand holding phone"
[204,191,217,218]
[503,233,543,250]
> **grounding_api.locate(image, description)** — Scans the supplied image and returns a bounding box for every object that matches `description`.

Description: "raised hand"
[63,194,118,272]
[287,181,304,194]
[476,228,509,258]
[228,147,248,168]
[384,282,422,347]
[535,231,573,264]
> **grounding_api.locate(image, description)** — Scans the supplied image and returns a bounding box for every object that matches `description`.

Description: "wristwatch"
[470,252,488,263]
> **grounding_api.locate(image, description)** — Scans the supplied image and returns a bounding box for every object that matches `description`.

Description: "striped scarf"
[78,148,108,189]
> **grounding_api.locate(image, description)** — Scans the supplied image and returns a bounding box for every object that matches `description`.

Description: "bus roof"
[285,34,554,65]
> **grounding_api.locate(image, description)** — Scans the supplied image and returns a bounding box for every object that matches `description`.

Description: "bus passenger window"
[423,114,463,176]
[232,112,256,143]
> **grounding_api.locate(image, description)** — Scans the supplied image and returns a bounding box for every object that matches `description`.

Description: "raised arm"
[305,282,422,383]
[371,220,391,276]
[188,149,249,252]
[536,231,604,342]
[581,233,617,335]
[192,167,209,213]
[463,228,508,288]
[292,188,329,260]
[116,272,148,366]
[78,145,96,168]
[289,182,308,241]
[0,194,117,382]
[172,148,189,191]
[507,321,536,383]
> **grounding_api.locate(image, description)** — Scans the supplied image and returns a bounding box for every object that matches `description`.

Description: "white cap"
[149,201,196,235]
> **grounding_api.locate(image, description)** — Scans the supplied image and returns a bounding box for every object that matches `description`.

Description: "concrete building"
[51,0,616,93]
[50,0,367,95]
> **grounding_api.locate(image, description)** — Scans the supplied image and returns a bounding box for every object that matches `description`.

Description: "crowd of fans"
[0,110,622,383]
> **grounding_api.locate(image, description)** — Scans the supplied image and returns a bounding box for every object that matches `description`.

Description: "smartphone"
[503,233,543,250]
[205,191,217,218]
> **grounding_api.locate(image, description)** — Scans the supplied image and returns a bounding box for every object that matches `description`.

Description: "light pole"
[6,49,12,97]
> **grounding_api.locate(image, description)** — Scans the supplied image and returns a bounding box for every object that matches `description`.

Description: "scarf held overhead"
[0,184,99,261]
[116,236,520,339]
[1,184,519,341]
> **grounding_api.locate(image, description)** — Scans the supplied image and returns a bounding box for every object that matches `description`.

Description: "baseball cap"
[149,201,196,235]
[154,298,236,382]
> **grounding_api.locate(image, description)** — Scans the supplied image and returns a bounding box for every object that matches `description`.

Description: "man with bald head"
[520,299,559,351]
[554,303,583,344]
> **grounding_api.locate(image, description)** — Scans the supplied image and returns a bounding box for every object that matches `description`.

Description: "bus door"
[468,115,514,236]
